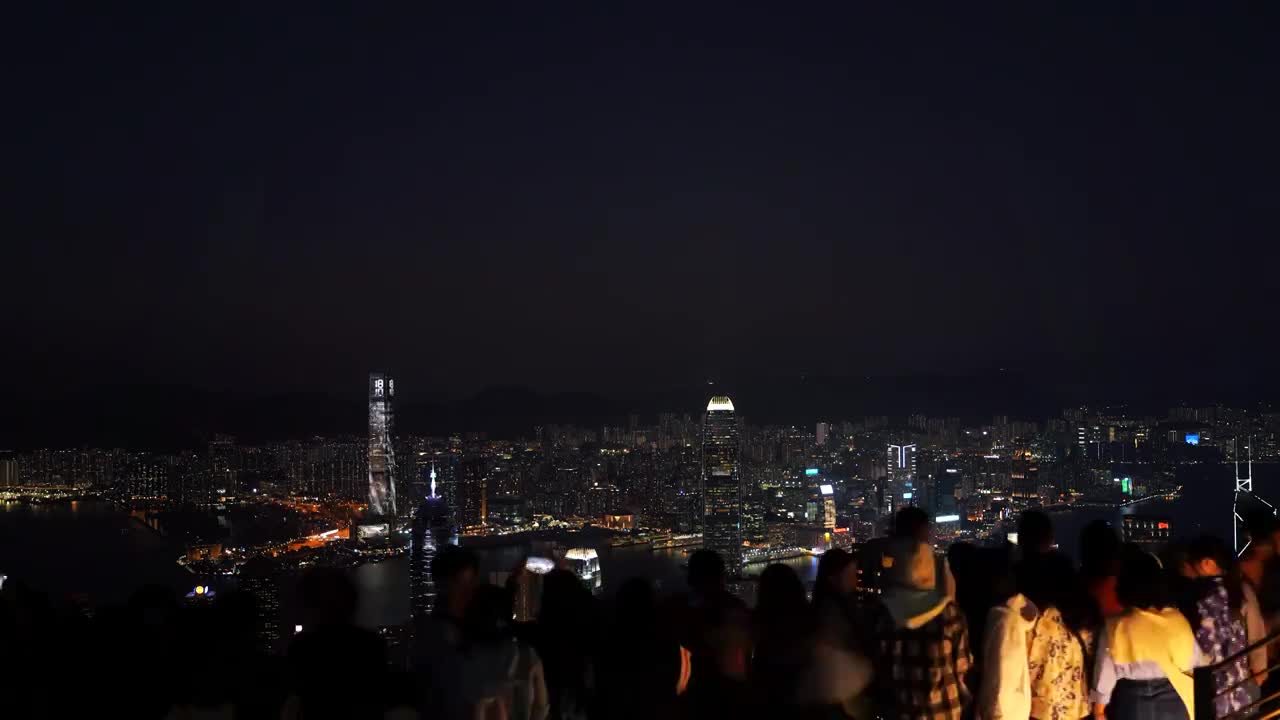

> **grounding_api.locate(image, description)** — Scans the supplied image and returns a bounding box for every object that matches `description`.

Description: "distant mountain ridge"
[2,372,1272,450]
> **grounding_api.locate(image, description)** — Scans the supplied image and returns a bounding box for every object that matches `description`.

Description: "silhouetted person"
[803,550,873,717]
[751,564,811,707]
[682,592,757,720]
[125,584,184,719]
[688,548,729,603]
[947,542,985,637]
[528,569,598,720]
[463,583,549,720]
[218,589,287,720]
[2,580,78,716]
[1245,511,1280,618]
[286,568,386,719]
[1016,510,1054,557]
[1080,519,1122,618]
[167,589,284,719]
[894,506,932,542]
[414,544,480,720]
[596,578,684,720]
[811,548,859,650]
[667,549,748,695]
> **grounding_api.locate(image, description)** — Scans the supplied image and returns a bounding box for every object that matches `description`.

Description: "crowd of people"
[6,508,1280,720]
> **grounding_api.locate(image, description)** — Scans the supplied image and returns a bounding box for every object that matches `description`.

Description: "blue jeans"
[1107,679,1188,720]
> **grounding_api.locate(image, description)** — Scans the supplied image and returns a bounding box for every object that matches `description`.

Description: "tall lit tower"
[702,396,742,572]
[368,372,397,517]
[410,464,454,620]
[886,443,918,515]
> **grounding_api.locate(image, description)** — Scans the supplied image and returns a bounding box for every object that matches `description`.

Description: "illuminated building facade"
[459,455,487,529]
[1122,514,1172,553]
[239,557,281,654]
[409,477,454,620]
[368,372,397,517]
[886,443,917,515]
[702,396,742,572]
[565,548,602,594]
[820,484,836,530]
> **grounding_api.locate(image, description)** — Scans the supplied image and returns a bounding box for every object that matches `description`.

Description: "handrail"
[1221,688,1280,720]
[1205,625,1280,672]
[1196,626,1280,720]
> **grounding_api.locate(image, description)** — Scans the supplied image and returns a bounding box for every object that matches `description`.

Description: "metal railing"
[1196,628,1280,720]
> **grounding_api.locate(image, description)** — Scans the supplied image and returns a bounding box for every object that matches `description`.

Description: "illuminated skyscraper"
[702,396,742,572]
[819,483,836,530]
[409,466,454,620]
[886,443,917,514]
[368,372,397,517]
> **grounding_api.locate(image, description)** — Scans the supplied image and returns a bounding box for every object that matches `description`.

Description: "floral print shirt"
[1027,606,1091,720]
[1194,578,1254,718]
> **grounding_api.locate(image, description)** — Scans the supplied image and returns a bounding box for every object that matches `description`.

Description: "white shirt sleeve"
[978,605,1029,720]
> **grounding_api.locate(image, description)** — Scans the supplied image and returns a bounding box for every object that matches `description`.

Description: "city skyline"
[4,5,1280,717]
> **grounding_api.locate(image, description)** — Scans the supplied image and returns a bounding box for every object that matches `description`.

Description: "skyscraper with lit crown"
[702,396,742,572]
[410,464,454,620]
[368,372,397,517]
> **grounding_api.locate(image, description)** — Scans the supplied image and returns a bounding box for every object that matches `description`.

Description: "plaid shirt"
[868,599,972,720]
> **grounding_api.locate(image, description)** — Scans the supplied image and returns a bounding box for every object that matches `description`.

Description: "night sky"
[6,4,1280,419]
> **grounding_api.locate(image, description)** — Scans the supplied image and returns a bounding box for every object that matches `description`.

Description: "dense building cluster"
[4,399,1278,547]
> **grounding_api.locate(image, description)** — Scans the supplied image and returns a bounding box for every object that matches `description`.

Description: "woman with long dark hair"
[801,550,874,717]
[529,569,598,720]
[751,563,812,705]
[811,549,858,645]
[1019,552,1094,720]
